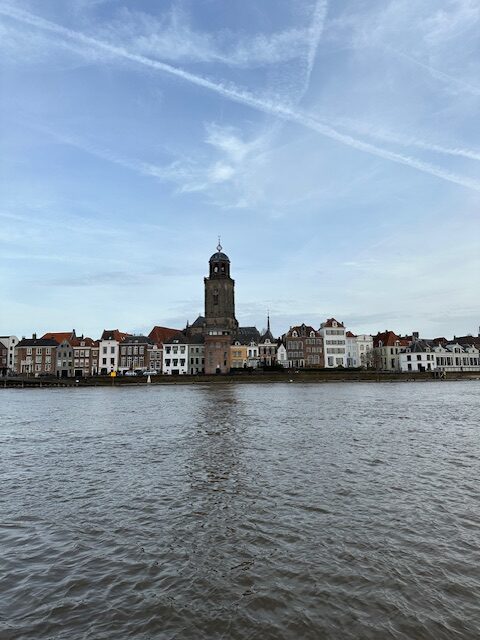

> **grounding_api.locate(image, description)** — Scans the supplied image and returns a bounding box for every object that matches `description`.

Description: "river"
[1,381,479,639]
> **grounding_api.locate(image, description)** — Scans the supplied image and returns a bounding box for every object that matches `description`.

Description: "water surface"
[1,382,479,639]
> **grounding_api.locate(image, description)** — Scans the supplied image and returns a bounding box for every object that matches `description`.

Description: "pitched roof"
[260,328,275,343]
[345,331,357,338]
[401,340,432,353]
[101,329,130,342]
[286,324,319,338]
[17,338,58,348]
[373,330,409,348]
[121,335,154,345]
[190,315,206,328]
[42,331,75,344]
[164,334,189,345]
[321,318,345,328]
[148,326,183,345]
[70,336,96,347]
[453,335,480,348]
[235,326,261,344]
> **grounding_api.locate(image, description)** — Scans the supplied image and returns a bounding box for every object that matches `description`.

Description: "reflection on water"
[1,382,480,639]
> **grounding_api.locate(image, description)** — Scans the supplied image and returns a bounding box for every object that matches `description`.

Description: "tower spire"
[217,235,222,252]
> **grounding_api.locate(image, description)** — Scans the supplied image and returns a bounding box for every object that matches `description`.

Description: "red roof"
[346,331,356,338]
[42,331,75,344]
[373,330,409,348]
[71,337,95,347]
[148,326,182,346]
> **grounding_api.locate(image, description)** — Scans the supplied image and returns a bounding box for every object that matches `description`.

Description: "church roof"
[260,328,275,342]
[235,326,261,344]
[190,315,205,328]
[209,251,230,262]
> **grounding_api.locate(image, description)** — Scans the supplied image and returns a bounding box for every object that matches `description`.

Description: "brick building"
[284,324,324,368]
[15,335,58,376]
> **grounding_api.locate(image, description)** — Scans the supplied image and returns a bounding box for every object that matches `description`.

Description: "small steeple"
[217,235,222,252]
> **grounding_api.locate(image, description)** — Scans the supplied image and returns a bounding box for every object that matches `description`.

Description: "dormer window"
[292,331,298,337]
[333,321,337,327]
[310,331,315,337]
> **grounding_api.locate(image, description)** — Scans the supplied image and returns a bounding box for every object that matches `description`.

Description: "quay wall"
[2,370,480,388]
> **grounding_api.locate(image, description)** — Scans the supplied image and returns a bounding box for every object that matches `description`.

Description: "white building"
[163,335,189,375]
[346,332,373,368]
[99,329,128,375]
[277,342,288,367]
[0,335,18,373]
[433,343,480,372]
[319,318,347,368]
[399,341,480,373]
[399,341,435,372]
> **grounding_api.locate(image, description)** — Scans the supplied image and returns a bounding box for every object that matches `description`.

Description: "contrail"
[387,46,480,97]
[2,4,480,192]
[329,117,480,162]
[305,0,328,82]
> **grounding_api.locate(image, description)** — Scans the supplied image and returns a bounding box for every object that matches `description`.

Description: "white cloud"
[94,4,312,69]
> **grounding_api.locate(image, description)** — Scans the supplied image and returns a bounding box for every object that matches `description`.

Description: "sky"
[1,0,479,340]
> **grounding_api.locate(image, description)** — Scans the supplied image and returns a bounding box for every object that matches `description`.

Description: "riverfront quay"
[2,370,480,388]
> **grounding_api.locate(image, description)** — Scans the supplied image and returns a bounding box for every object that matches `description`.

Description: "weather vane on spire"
[217,235,222,252]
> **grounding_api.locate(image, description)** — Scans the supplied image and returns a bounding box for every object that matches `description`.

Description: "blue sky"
[1,0,479,339]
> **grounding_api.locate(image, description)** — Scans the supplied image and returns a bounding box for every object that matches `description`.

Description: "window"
[165,359,171,367]
[110,347,115,354]
[103,347,107,354]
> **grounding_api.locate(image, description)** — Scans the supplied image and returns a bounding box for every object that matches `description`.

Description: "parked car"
[124,370,137,377]
[143,370,158,376]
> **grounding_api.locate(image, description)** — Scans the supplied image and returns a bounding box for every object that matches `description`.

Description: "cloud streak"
[2,4,480,192]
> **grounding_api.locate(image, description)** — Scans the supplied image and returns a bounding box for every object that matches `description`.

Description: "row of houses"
[2,321,479,377]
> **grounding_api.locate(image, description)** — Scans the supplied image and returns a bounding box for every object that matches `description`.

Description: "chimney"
[412,331,419,342]
[32,333,37,340]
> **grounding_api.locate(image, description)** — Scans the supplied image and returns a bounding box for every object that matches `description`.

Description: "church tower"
[204,240,238,332]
